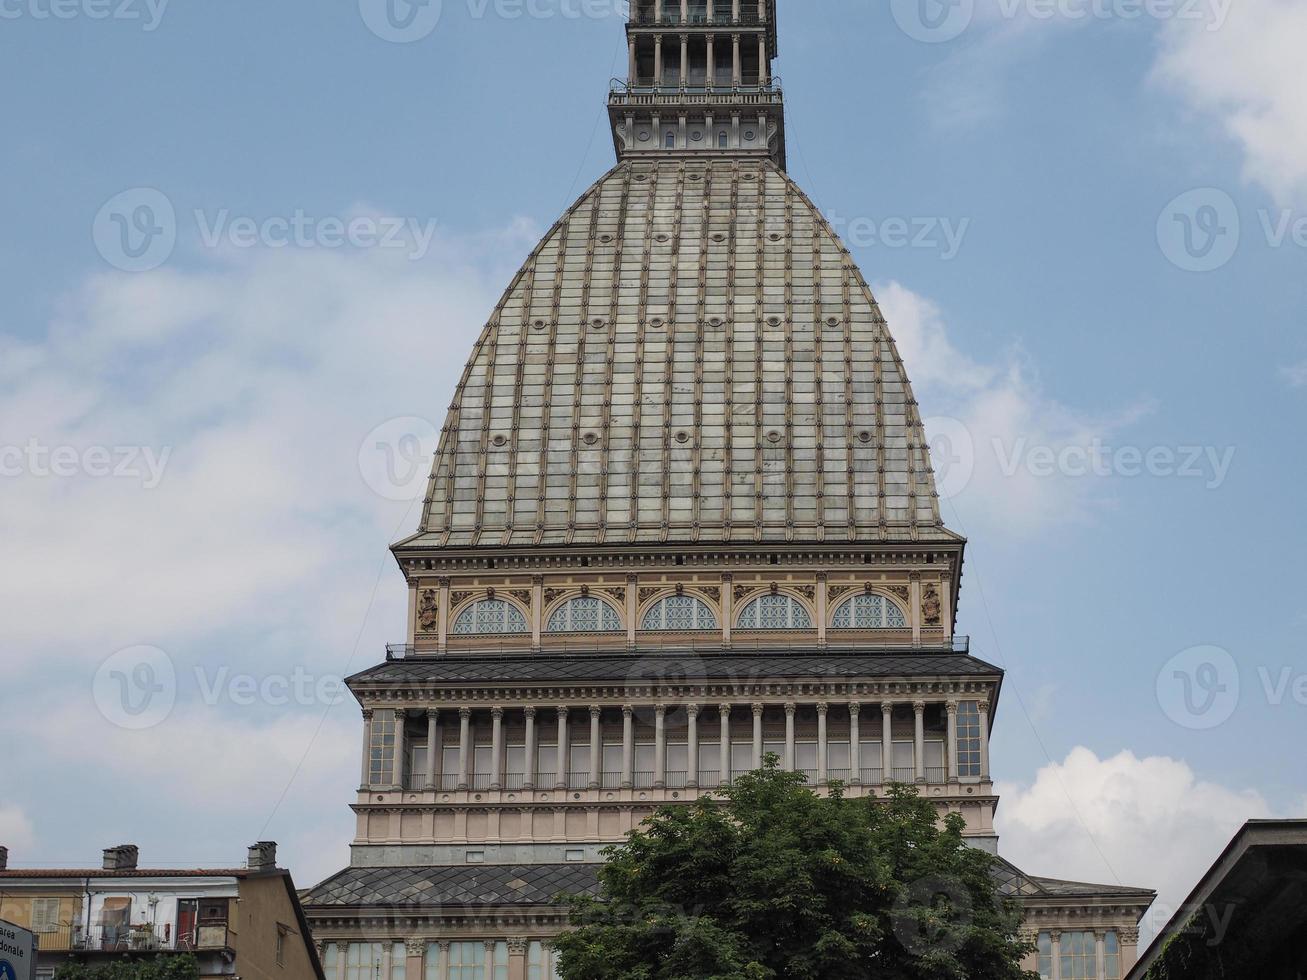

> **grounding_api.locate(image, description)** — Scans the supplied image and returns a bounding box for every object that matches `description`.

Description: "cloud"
[1153,0,1307,206]
[1282,361,1307,388]
[996,748,1274,937]
[878,281,1149,535]
[0,806,36,852]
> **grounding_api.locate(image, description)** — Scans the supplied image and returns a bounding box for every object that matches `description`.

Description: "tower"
[301,7,1154,979]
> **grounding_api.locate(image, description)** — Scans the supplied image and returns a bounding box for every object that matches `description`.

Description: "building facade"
[302,4,1155,978]
[0,844,323,980]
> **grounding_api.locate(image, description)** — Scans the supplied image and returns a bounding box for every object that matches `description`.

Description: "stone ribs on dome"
[412,158,955,551]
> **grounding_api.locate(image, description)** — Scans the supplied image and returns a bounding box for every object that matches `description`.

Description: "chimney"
[247,842,277,872]
[103,845,140,871]
[0,846,8,871]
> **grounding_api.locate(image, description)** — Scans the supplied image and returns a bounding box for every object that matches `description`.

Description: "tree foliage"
[54,954,200,980]
[553,761,1035,979]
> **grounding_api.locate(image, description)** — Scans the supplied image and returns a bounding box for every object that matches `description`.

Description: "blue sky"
[2,0,1305,930]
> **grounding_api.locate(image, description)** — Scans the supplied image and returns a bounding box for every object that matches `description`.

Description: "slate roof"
[302,864,601,910]
[407,157,954,551]
[349,652,1002,687]
[992,856,1154,901]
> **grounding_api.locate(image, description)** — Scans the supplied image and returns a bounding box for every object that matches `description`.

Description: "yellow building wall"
[0,893,82,952]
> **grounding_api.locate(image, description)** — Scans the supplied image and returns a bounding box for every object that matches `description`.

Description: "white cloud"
[1153,0,1307,206]
[0,805,36,852]
[996,748,1273,937]
[1282,361,1307,388]
[878,282,1149,535]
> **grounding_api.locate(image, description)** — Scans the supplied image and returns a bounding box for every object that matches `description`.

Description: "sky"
[2,0,1306,940]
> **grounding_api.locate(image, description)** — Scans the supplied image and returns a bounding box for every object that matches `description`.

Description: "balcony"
[609,78,783,110]
[37,925,230,954]
[385,635,970,659]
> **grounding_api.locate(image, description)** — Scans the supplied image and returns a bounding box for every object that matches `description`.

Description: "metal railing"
[891,768,917,782]
[858,768,883,784]
[385,635,970,660]
[37,925,229,954]
[925,767,948,785]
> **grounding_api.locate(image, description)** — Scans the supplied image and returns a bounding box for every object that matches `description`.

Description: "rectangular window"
[324,944,338,978]
[1105,931,1121,980]
[442,745,461,788]
[448,941,485,980]
[506,745,526,787]
[345,943,385,980]
[369,711,397,786]
[275,925,287,966]
[826,740,851,776]
[391,943,405,980]
[31,898,60,933]
[527,941,561,980]
[1037,932,1052,979]
[957,701,982,778]
[891,740,915,780]
[730,741,752,776]
[491,942,508,980]
[536,744,557,784]
[1060,931,1096,980]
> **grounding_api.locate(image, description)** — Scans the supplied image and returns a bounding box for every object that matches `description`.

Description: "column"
[721,574,733,647]
[425,709,439,790]
[360,709,374,788]
[556,707,570,790]
[654,35,664,87]
[679,35,689,87]
[404,940,424,980]
[783,702,796,771]
[507,939,527,980]
[654,0,661,22]
[913,701,926,783]
[392,710,407,790]
[881,702,893,780]
[458,707,472,790]
[946,701,959,781]
[334,943,347,980]
[817,702,828,783]
[687,704,700,788]
[1121,928,1141,974]
[680,0,688,21]
[628,37,637,83]
[490,707,504,790]
[524,706,537,790]
[849,702,861,785]
[1096,931,1106,980]
[910,573,923,645]
[718,703,731,784]
[589,706,602,789]
[654,704,667,788]
[731,34,741,86]
[751,704,764,768]
[1051,931,1062,980]
[382,943,393,980]
[706,35,715,88]
[437,577,450,653]
[621,705,635,789]
[979,700,991,780]
[758,35,768,84]
[531,576,543,651]
[816,574,827,647]
[731,0,739,21]
[436,942,450,980]
[626,576,638,649]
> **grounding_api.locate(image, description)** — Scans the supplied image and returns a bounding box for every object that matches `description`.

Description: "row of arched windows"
[450,592,909,637]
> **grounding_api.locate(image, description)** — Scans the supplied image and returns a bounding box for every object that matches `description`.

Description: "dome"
[415,158,949,550]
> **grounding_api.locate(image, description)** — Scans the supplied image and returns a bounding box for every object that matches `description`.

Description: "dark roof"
[992,857,1154,901]
[301,864,601,910]
[349,652,1002,686]
[1128,819,1307,979]
[0,869,249,880]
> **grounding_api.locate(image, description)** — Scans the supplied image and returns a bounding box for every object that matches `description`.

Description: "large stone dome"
[415,158,949,550]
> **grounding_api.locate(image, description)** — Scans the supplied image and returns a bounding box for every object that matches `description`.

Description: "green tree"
[54,954,200,980]
[553,761,1035,979]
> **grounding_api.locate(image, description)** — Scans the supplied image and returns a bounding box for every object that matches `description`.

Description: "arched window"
[665,131,677,149]
[641,595,718,631]
[736,594,812,630]
[831,593,908,630]
[547,596,622,633]
[451,599,528,636]
[717,132,728,149]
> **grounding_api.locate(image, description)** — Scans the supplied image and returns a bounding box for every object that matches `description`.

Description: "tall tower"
[609,0,785,167]
[301,7,1155,979]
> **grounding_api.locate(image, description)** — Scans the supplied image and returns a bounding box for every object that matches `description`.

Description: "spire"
[608,0,786,169]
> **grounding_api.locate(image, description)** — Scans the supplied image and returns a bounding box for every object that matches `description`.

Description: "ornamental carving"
[828,584,853,602]
[734,585,759,602]
[638,588,661,605]
[699,586,720,602]
[405,939,425,957]
[602,587,627,604]
[544,587,567,605]
[508,589,532,607]
[795,585,816,601]
[417,589,439,633]
[923,585,943,627]
[450,590,473,607]
[888,585,910,603]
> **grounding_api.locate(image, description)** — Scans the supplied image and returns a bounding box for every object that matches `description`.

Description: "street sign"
[0,920,35,980]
